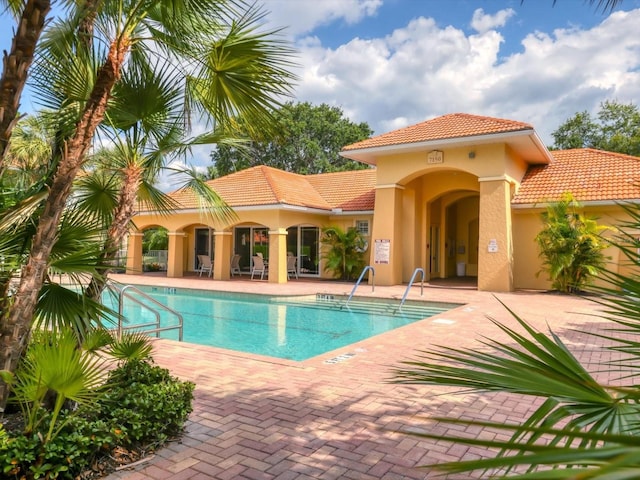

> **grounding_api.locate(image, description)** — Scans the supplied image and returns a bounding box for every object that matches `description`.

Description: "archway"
[142,226,168,272]
[417,170,480,283]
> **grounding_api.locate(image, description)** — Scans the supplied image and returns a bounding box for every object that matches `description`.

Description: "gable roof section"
[513,148,640,205]
[342,113,534,151]
[160,165,376,213]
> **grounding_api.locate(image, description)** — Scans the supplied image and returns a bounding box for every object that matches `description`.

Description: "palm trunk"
[0,37,130,410]
[85,166,143,301]
[0,0,51,166]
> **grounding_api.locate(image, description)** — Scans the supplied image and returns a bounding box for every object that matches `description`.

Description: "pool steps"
[270,295,453,321]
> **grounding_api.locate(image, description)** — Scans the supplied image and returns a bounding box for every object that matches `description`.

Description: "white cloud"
[261,0,382,37]
[289,7,640,146]
[183,3,640,180]
[470,8,515,34]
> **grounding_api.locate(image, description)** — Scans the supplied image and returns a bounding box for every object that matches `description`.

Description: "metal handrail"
[111,283,183,341]
[399,268,425,311]
[346,266,375,307]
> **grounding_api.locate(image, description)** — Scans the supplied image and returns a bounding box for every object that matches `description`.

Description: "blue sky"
[308,0,629,55]
[1,0,640,185]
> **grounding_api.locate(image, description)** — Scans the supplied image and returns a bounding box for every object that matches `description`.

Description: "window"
[355,220,369,236]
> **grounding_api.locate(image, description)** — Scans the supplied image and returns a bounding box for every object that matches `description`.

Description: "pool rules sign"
[374,239,390,264]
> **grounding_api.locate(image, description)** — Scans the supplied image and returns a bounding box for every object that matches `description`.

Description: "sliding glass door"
[195,228,213,269]
[286,226,320,276]
[233,225,320,277]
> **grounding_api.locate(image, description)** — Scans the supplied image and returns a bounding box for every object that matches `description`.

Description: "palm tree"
[321,226,368,281]
[535,194,609,293]
[0,0,52,165]
[2,113,54,191]
[390,203,640,478]
[0,0,296,408]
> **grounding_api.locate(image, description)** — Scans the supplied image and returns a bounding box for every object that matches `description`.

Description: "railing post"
[110,281,183,341]
[399,268,425,311]
[346,266,375,306]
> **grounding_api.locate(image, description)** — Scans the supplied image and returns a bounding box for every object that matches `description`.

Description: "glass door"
[233,226,270,273]
[252,228,269,260]
[300,227,319,275]
[234,227,251,273]
[429,225,440,275]
[195,228,213,269]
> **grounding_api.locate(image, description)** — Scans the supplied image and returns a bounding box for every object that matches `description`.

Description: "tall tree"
[209,101,373,177]
[0,0,52,166]
[551,100,640,156]
[0,0,296,408]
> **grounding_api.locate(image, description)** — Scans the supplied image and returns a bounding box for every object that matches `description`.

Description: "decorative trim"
[478,174,517,184]
[375,183,405,190]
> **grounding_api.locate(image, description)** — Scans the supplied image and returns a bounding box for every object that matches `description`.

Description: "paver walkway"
[105,274,613,479]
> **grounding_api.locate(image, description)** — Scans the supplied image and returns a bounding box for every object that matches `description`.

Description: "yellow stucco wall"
[373,144,527,186]
[477,179,513,291]
[513,204,637,290]
[368,144,524,288]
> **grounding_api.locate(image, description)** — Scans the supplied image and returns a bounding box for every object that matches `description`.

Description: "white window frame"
[355,220,370,236]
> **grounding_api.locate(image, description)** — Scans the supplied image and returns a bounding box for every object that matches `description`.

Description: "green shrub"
[1,414,122,479]
[90,360,195,446]
[0,360,194,479]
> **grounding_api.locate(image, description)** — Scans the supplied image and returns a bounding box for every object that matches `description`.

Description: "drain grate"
[324,352,355,364]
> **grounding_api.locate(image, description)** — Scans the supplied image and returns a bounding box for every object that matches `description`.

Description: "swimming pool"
[109,286,460,361]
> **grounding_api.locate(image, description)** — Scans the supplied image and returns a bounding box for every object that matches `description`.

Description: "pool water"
[110,286,460,361]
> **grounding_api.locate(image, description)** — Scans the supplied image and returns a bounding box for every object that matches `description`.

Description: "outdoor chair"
[230,254,241,276]
[197,255,213,277]
[287,254,298,279]
[251,255,267,280]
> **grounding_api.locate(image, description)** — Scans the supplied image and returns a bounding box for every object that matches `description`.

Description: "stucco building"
[130,113,640,291]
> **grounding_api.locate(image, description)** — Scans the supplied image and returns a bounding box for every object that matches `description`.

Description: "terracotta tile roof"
[158,166,376,213]
[513,148,640,205]
[307,169,377,211]
[342,113,533,151]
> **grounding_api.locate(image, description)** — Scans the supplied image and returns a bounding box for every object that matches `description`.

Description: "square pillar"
[167,231,186,278]
[213,231,233,280]
[268,228,288,284]
[478,177,514,292]
[369,184,404,286]
[125,232,144,274]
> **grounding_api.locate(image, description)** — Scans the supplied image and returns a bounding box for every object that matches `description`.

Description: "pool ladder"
[345,266,375,307]
[399,268,425,312]
[109,282,184,341]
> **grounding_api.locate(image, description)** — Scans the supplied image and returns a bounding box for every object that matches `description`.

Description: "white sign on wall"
[488,239,498,253]
[374,239,390,264]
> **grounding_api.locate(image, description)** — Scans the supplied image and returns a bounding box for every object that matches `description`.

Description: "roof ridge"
[261,165,314,205]
[553,147,640,160]
[453,112,533,128]
[307,168,376,179]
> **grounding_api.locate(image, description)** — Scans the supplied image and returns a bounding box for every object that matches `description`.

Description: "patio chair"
[251,255,267,280]
[197,255,213,277]
[287,254,298,279]
[230,254,241,276]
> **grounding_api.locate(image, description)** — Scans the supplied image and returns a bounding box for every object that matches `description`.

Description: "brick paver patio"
[105,274,612,479]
